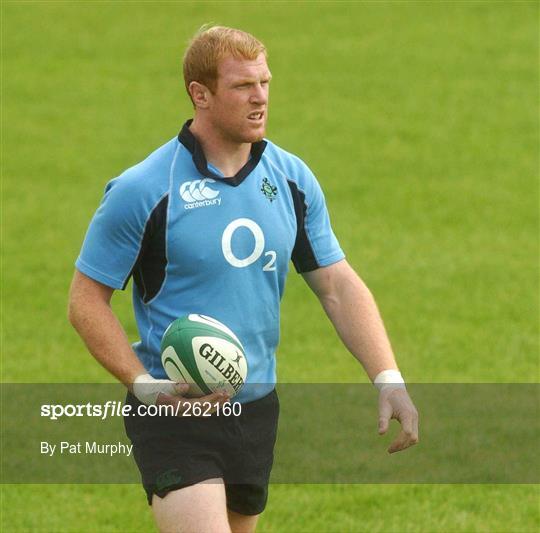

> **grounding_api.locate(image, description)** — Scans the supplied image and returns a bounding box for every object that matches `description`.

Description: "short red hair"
[183,25,267,99]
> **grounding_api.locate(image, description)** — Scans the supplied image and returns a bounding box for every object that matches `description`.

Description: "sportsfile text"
[40,400,241,420]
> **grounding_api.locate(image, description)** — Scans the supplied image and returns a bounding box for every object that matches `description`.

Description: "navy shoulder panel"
[129,193,169,302]
[286,180,319,273]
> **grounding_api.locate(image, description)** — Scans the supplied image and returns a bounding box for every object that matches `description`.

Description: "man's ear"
[188,81,211,109]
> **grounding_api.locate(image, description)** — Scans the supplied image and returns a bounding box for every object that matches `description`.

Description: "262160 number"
[181,401,242,417]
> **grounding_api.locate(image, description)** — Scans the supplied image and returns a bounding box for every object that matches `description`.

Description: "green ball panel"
[161,316,244,353]
[161,328,210,394]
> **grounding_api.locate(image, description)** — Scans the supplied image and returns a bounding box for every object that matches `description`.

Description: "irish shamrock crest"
[261,177,278,202]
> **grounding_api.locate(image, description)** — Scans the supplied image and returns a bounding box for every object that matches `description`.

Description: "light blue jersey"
[76,121,344,402]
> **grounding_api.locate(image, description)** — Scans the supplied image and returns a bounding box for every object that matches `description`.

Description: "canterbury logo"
[180,179,219,202]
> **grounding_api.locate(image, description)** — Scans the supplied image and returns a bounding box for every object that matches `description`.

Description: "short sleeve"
[288,166,345,273]
[75,178,150,289]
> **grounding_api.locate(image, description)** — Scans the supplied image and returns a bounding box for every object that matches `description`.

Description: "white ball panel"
[187,314,244,348]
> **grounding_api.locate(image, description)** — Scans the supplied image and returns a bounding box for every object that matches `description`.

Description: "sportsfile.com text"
[40,401,242,420]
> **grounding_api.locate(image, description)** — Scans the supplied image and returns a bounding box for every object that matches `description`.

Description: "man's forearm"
[318,264,398,381]
[69,300,146,388]
[68,274,146,388]
[305,261,418,452]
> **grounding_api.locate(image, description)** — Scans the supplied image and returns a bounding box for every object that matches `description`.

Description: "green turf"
[1,0,538,531]
[2,484,538,533]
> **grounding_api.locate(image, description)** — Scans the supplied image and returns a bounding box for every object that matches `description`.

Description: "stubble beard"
[212,112,267,145]
[224,125,265,145]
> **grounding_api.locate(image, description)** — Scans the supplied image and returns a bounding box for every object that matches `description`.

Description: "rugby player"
[69,25,419,533]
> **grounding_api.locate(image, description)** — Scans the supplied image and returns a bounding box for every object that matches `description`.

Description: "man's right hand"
[133,373,230,415]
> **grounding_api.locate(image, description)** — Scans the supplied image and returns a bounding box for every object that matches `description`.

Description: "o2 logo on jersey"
[221,218,276,271]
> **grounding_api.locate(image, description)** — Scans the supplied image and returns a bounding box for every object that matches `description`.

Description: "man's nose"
[250,83,268,104]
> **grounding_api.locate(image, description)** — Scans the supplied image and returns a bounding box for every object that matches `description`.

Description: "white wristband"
[373,369,406,392]
[132,373,179,405]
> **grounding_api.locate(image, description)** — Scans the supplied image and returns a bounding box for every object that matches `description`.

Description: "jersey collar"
[177,119,267,187]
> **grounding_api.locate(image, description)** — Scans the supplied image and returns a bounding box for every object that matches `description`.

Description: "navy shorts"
[124,389,279,515]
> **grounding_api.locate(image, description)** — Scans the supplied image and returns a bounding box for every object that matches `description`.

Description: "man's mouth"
[248,111,264,121]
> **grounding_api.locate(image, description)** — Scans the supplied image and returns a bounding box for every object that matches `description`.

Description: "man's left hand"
[378,388,419,453]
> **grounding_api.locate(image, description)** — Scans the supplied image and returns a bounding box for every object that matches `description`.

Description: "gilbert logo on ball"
[161,314,247,398]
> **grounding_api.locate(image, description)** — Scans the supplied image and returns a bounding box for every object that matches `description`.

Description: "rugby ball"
[161,314,247,398]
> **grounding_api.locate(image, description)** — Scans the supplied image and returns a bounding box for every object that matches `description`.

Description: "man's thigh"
[152,478,230,533]
[227,509,259,533]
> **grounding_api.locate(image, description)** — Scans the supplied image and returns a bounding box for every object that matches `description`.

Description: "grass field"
[1,1,538,532]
